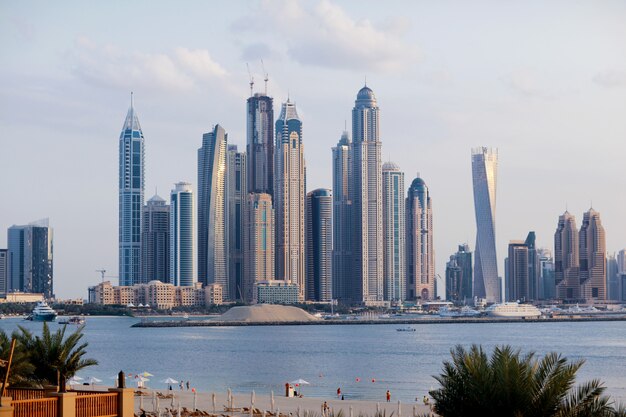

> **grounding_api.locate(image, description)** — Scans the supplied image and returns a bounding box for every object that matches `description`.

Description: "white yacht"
[439,305,481,318]
[485,302,541,318]
[27,301,58,322]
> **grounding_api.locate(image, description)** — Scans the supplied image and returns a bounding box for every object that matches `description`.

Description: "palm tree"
[429,344,620,417]
[17,323,97,390]
[0,330,35,387]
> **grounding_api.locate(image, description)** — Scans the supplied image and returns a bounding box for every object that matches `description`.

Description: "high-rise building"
[306,189,333,302]
[406,176,435,300]
[606,254,619,301]
[617,249,626,301]
[351,85,384,303]
[198,125,228,296]
[331,130,352,302]
[170,182,194,287]
[274,100,306,301]
[141,194,170,284]
[118,94,145,286]
[538,248,555,299]
[579,208,606,301]
[0,249,8,298]
[7,219,54,298]
[471,147,499,303]
[554,211,580,300]
[382,162,406,301]
[445,244,472,303]
[505,232,539,302]
[243,193,275,303]
[247,93,274,197]
[227,145,247,301]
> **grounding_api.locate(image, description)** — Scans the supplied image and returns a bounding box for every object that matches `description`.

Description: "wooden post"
[0,338,16,404]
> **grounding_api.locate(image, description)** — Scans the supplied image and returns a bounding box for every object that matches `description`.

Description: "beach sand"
[134,389,434,416]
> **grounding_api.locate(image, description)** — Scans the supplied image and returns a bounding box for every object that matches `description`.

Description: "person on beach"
[186,380,190,390]
[386,390,391,402]
[322,401,329,416]
[337,387,341,397]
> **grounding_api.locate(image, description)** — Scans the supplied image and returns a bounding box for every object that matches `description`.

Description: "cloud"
[593,70,626,88]
[241,42,279,62]
[69,38,228,92]
[233,0,418,73]
[502,71,551,99]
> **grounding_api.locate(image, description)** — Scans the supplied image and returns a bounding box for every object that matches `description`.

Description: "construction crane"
[261,59,269,95]
[95,269,118,283]
[246,63,254,96]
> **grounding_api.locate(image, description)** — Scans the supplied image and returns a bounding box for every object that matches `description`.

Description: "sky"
[1,0,625,299]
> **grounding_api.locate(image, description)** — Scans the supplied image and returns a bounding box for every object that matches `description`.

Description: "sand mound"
[216,304,321,323]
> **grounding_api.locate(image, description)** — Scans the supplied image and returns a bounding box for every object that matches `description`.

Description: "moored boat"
[27,301,58,322]
[485,302,541,318]
[58,316,85,325]
[396,327,416,332]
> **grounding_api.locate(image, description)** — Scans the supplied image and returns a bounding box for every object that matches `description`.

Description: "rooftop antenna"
[246,63,254,96]
[364,75,367,86]
[130,91,134,108]
[261,59,269,95]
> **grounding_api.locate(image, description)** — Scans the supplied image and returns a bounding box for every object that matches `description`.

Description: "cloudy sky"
[1,1,625,298]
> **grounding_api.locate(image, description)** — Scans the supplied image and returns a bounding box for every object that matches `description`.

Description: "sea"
[1,316,625,402]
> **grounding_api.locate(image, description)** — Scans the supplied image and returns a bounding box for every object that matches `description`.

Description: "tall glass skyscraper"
[331,130,352,301]
[382,162,405,302]
[274,100,306,301]
[119,95,145,286]
[243,193,274,303]
[579,208,606,301]
[406,176,435,300]
[554,211,579,300]
[471,147,499,303]
[0,249,7,298]
[306,189,333,302]
[227,145,247,301]
[198,125,228,296]
[351,85,383,303]
[141,194,169,284]
[247,93,274,197]
[7,219,54,298]
[170,182,194,287]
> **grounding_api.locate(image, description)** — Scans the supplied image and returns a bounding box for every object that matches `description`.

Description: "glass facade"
[170,182,194,287]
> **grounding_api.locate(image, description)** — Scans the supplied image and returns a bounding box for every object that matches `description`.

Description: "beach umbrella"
[140,371,155,378]
[69,376,83,385]
[137,376,150,389]
[212,392,216,412]
[87,376,102,387]
[289,379,309,385]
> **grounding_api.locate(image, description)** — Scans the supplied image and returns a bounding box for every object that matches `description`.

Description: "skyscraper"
[606,254,619,301]
[274,100,306,301]
[331,130,352,302]
[247,93,274,197]
[170,182,194,287]
[554,211,580,300]
[243,193,275,303]
[351,85,383,303]
[141,194,170,284]
[406,176,435,300]
[198,125,228,296]
[306,189,333,302]
[0,249,8,298]
[7,219,54,298]
[471,147,499,303]
[505,232,539,302]
[618,249,626,301]
[119,94,145,286]
[579,208,606,301]
[445,244,472,303]
[227,145,247,301]
[382,162,405,302]
[538,248,555,299]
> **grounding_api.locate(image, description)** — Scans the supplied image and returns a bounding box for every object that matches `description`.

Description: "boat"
[58,316,85,325]
[396,327,416,332]
[26,301,58,322]
[438,305,481,318]
[183,313,189,320]
[485,302,541,318]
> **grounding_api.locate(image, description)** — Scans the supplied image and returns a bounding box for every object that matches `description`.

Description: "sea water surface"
[1,317,625,402]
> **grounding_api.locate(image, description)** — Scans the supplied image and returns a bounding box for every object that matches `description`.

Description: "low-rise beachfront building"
[0,292,45,303]
[254,280,299,304]
[88,280,222,308]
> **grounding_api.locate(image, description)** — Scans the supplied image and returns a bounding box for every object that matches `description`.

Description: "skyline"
[1,1,625,298]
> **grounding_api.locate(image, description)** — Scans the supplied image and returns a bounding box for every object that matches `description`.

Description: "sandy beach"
[133,389,434,416]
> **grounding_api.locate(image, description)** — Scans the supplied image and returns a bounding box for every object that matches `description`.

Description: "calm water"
[1,317,625,402]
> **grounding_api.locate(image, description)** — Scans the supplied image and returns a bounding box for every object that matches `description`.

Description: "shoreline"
[131,315,626,327]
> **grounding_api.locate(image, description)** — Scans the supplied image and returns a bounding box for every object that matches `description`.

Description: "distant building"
[538,248,555,300]
[382,162,406,302]
[141,194,170,284]
[554,211,580,301]
[505,232,538,302]
[243,193,275,303]
[170,182,194,286]
[0,249,7,298]
[118,95,145,286]
[606,254,619,301]
[406,175,435,300]
[306,189,333,302]
[88,280,222,309]
[331,130,352,302]
[198,124,228,296]
[255,280,299,304]
[471,147,499,303]
[1,292,44,303]
[7,219,54,299]
[617,249,626,301]
[579,208,606,301]
[274,100,306,301]
[227,145,247,301]
[247,93,274,197]
[445,244,472,303]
